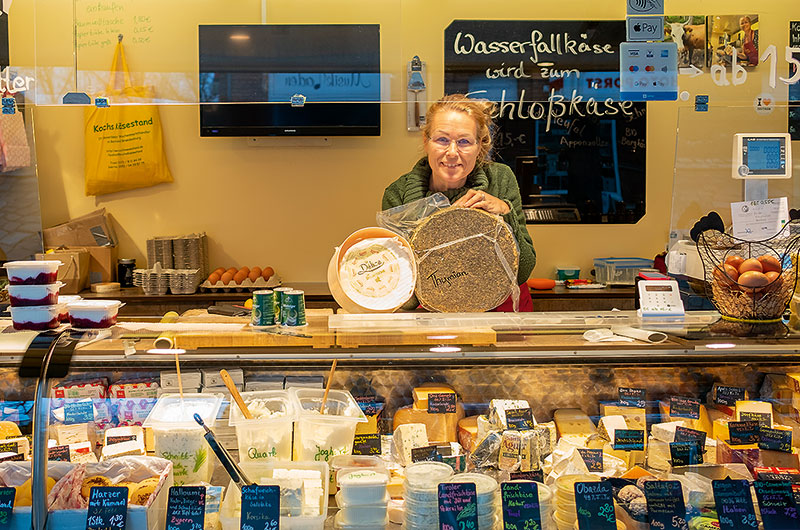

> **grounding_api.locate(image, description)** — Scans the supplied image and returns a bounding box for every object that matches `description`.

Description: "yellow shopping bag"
[84,42,173,195]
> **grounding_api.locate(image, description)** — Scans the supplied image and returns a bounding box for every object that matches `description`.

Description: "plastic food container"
[334,491,388,525]
[333,510,389,529]
[228,390,295,463]
[289,388,366,486]
[3,260,61,285]
[219,460,329,530]
[142,393,223,485]
[338,468,389,505]
[555,266,581,281]
[57,296,81,322]
[6,283,63,307]
[66,299,123,328]
[593,257,653,285]
[330,454,386,491]
[404,461,454,489]
[8,304,64,331]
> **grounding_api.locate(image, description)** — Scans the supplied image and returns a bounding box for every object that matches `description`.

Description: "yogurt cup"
[66,299,123,328]
[6,282,63,307]
[3,261,61,285]
[9,304,64,331]
[58,296,82,321]
[228,390,296,463]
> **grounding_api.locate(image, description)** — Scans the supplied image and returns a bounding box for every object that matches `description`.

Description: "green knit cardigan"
[382,157,536,284]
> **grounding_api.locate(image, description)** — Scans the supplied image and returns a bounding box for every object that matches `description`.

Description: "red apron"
[491,284,534,312]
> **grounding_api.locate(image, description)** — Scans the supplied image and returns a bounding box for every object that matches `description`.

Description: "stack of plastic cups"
[402,462,454,530]
[553,474,598,530]
[444,473,501,530]
[333,467,390,529]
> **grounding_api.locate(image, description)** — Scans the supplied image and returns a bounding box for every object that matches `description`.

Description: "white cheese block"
[100,439,145,460]
[393,423,428,466]
[261,478,303,517]
[476,415,493,442]
[647,435,716,471]
[651,421,688,443]
[0,437,30,459]
[489,400,533,429]
[338,237,416,312]
[103,425,144,446]
[55,423,91,445]
[735,400,774,427]
[69,441,98,463]
[598,415,628,442]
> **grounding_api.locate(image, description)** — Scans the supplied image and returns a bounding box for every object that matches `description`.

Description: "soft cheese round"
[339,237,415,311]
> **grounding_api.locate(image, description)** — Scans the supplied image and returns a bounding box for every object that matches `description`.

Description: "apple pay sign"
[627,17,664,42]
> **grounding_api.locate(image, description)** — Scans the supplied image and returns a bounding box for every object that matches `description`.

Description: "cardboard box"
[81,245,117,284]
[35,249,89,294]
[42,209,117,248]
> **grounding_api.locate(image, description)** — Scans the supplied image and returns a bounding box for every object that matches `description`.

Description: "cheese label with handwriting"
[670,397,700,419]
[166,486,206,530]
[438,482,477,530]
[644,481,688,530]
[240,485,279,530]
[574,481,616,530]
[86,486,128,530]
[712,479,758,529]
[501,481,541,530]
[753,480,799,530]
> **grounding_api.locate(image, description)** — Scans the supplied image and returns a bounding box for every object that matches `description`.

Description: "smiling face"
[424,110,480,192]
[739,17,751,32]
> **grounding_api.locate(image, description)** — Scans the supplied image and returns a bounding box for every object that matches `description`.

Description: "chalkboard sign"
[613,429,644,451]
[714,386,746,407]
[65,401,94,425]
[240,485,280,530]
[712,479,758,530]
[355,398,384,417]
[428,393,457,414]
[501,481,541,530]
[790,22,800,141]
[754,480,799,530]
[729,421,760,445]
[86,486,128,530]
[739,411,771,428]
[166,486,206,530]
[577,448,604,472]
[505,408,535,430]
[670,441,703,466]
[352,434,381,456]
[618,387,646,408]
[438,482,477,530]
[675,426,706,447]
[669,397,700,419]
[412,445,442,463]
[574,481,616,530]
[644,481,688,530]
[510,470,544,482]
[0,442,18,454]
[49,445,70,462]
[759,427,792,453]
[107,435,136,446]
[444,20,646,225]
[0,487,14,527]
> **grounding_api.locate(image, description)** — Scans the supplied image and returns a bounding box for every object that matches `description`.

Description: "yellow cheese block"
[393,403,464,444]
[599,402,646,431]
[553,409,596,446]
[355,415,379,435]
[0,422,21,440]
[713,418,730,443]
[0,437,30,459]
[659,401,713,435]
[458,416,479,453]
[734,400,773,427]
[775,413,800,448]
[786,373,800,392]
[620,465,654,480]
[412,383,457,410]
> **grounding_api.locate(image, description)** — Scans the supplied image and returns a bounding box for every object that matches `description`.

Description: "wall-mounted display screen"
[199,24,381,136]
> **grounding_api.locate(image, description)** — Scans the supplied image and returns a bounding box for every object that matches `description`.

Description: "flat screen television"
[198,24,381,137]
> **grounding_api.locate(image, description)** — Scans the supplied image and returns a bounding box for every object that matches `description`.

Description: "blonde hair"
[423,94,495,165]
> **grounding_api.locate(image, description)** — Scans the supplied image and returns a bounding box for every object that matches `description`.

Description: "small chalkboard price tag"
[86,486,128,530]
[644,480,688,530]
[106,435,136,446]
[0,442,18,454]
[739,411,771,428]
[0,487,15,527]
[675,426,707,447]
[754,480,799,530]
[757,472,800,484]
[427,393,457,414]
[501,481,541,530]
[438,482,477,530]
[240,485,280,530]
[574,481,616,530]
[714,386,746,407]
[618,387,646,408]
[758,427,792,453]
[577,448,604,472]
[64,401,94,425]
[613,429,644,451]
[355,398,384,417]
[412,445,442,463]
[352,433,381,456]
[712,479,758,530]
[166,486,206,530]
[729,421,760,445]
[48,444,70,462]
[670,441,703,466]
[505,408,535,430]
[510,470,544,482]
[670,397,700,419]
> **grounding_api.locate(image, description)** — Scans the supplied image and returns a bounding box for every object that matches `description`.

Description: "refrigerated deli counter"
[2,308,800,530]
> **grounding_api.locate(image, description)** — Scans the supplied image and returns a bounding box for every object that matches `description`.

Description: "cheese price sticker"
[166,486,206,530]
[438,482,477,530]
[86,486,128,530]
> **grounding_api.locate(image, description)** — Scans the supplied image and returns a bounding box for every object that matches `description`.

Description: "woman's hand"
[452,189,510,215]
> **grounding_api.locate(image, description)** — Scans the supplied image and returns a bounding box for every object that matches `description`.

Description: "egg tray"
[199,275,282,292]
[697,220,800,322]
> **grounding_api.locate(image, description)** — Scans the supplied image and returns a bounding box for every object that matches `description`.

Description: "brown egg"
[226,267,238,275]
[251,266,262,277]
[757,255,782,274]
[725,255,745,270]
[765,270,783,292]
[239,266,250,275]
[248,270,261,283]
[738,258,763,274]
[738,270,770,292]
[233,270,248,284]
[212,267,226,276]
[262,266,275,280]
[713,263,738,287]
[208,272,221,285]
[221,271,234,285]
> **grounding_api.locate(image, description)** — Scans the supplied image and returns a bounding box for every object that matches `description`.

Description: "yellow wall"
[12,0,800,282]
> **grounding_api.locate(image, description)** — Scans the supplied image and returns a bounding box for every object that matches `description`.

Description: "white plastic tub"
[66,299,123,328]
[8,304,64,331]
[6,282,63,307]
[228,390,295,463]
[338,468,389,505]
[3,260,61,285]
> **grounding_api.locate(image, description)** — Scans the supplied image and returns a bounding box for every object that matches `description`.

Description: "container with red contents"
[8,304,65,330]
[66,299,123,328]
[3,260,61,285]
[6,282,63,306]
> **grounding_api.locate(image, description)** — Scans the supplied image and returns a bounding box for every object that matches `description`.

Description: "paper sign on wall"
[731,198,789,241]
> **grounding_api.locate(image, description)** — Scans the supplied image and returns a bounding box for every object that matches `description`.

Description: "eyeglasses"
[429,136,478,151]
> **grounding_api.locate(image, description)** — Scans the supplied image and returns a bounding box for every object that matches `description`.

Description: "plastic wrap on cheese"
[339,237,415,311]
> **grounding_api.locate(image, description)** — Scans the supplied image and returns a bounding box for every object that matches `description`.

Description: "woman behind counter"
[382,94,536,311]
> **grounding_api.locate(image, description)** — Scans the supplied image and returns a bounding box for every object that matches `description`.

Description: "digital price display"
[732,133,792,179]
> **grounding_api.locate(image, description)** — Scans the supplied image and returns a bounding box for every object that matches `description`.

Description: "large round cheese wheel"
[327,227,416,313]
[410,208,519,312]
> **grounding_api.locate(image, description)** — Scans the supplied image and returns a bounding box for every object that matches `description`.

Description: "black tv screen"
[199,24,381,136]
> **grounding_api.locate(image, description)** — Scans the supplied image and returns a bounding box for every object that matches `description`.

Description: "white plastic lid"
[3,260,62,269]
[66,300,122,310]
[338,469,389,487]
[404,461,454,488]
[142,393,224,429]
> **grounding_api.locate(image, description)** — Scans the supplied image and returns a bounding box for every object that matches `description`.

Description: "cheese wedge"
[68,441,98,463]
[598,415,628,442]
[55,423,92,445]
[101,440,146,460]
[553,409,596,446]
[489,400,533,430]
[412,383,456,410]
[0,421,21,440]
[393,404,464,444]
[0,437,30,459]
[659,401,713,435]
[392,423,428,466]
[457,416,479,453]
[651,421,687,443]
[104,425,144,446]
[599,402,646,431]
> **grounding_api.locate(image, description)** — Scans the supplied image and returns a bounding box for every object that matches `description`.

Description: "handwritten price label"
[86,486,128,530]
[166,487,206,530]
